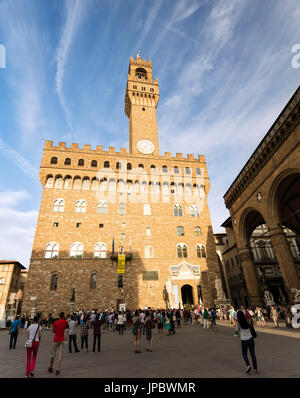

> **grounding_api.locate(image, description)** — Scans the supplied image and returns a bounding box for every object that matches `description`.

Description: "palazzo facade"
[22,55,221,316]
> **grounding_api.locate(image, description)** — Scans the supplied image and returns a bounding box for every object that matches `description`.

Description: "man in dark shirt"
[93,314,102,352]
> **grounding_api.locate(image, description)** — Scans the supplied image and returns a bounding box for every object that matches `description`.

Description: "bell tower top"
[125,54,160,156]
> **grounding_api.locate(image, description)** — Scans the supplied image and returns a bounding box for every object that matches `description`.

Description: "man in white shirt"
[68,315,79,353]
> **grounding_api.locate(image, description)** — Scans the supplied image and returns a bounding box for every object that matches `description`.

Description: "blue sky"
[0,0,299,267]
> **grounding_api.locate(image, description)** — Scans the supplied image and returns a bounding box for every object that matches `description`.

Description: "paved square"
[1,321,300,378]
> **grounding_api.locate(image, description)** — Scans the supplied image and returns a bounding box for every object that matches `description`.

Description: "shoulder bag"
[25,323,41,348]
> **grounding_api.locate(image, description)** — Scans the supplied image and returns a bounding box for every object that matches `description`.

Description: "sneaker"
[48,367,53,373]
[30,372,34,377]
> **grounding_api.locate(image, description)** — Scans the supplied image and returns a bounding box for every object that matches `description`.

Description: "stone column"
[238,247,262,306]
[269,226,300,302]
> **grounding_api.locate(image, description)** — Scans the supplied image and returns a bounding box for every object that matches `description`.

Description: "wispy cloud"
[0,136,39,181]
[55,0,89,129]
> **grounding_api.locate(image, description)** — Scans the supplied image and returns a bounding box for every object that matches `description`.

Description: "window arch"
[104,161,110,168]
[144,246,154,258]
[99,178,107,191]
[177,183,184,196]
[141,181,148,193]
[91,160,97,167]
[138,164,144,169]
[194,226,201,236]
[177,226,184,236]
[75,199,86,213]
[90,273,97,289]
[150,165,156,171]
[78,159,84,166]
[162,165,168,173]
[117,179,125,193]
[91,178,99,191]
[51,157,57,165]
[174,166,179,174]
[190,205,199,217]
[45,175,54,188]
[45,242,59,258]
[185,167,191,174]
[174,204,183,216]
[126,180,133,193]
[70,242,84,258]
[146,227,151,236]
[127,163,132,170]
[53,199,64,212]
[97,200,108,214]
[73,176,81,190]
[94,242,107,258]
[82,177,90,190]
[64,176,72,189]
[54,176,63,189]
[185,183,192,195]
[50,274,58,290]
[64,158,71,165]
[196,168,201,175]
[177,243,188,258]
[116,162,121,170]
[196,244,206,258]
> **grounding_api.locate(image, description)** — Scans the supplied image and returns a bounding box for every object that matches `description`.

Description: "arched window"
[73,176,81,190]
[64,158,71,165]
[134,180,140,193]
[135,67,147,79]
[91,178,99,191]
[185,184,192,195]
[194,226,201,236]
[54,176,63,189]
[99,178,107,191]
[91,160,97,167]
[75,200,86,213]
[162,165,168,173]
[177,226,184,236]
[45,242,59,258]
[50,274,58,290]
[174,204,183,216]
[256,240,269,259]
[174,166,179,174]
[97,201,108,214]
[185,167,191,174]
[155,182,160,194]
[196,244,206,258]
[138,164,144,169]
[193,184,199,196]
[118,179,125,193]
[116,162,121,169]
[127,163,132,170]
[104,161,110,168]
[177,243,188,258]
[70,242,84,258]
[150,165,156,171]
[45,176,54,188]
[141,181,148,193]
[53,199,64,212]
[146,227,151,236]
[196,168,201,175]
[119,203,126,215]
[178,183,184,196]
[82,178,90,190]
[145,246,154,258]
[94,242,107,258]
[90,274,97,289]
[126,180,133,194]
[51,157,57,165]
[190,205,199,217]
[78,159,84,166]
[64,176,72,189]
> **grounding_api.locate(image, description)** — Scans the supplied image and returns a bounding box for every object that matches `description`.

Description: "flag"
[112,235,114,254]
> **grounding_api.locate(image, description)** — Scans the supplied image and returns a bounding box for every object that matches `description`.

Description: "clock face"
[137,139,155,154]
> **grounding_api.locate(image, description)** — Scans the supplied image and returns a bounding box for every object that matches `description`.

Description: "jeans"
[118,325,124,335]
[93,334,101,352]
[81,335,88,349]
[10,331,18,349]
[241,338,257,370]
[69,335,79,352]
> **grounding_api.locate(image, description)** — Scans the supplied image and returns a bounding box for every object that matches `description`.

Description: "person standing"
[271,306,279,328]
[210,309,217,332]
[26,315,42,377]
[93,314,102,352]
[80,318,89,352]
[237,310,258,374]
[203,308,209,329]
[9,316,20,349]
[117,311,125,335]
[68,315,79,353]
[145,312,153,352]
[20,315,26,334]
[48,312,68,375]
[132,311,142,353]
[164,315,171,335]
[156,310,163,335]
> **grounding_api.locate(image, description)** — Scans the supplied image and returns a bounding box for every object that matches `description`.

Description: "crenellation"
[108,146,116,153]
[84,144,91,151]
[45,140,53,148]
[96,145,103,152]
[71,143,79,150]
[187,154,195,160]
[58,142,66,149]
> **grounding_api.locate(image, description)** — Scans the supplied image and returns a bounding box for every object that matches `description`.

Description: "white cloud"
[0,191,38,267]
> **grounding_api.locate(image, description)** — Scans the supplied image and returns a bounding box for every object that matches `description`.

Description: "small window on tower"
[133,85,137,89]
[53,222,59,228]
[76,223,81,228]
[142,108,145,111]
[150,88,154,92]
[99,224,104,228]
[142,87,146,91]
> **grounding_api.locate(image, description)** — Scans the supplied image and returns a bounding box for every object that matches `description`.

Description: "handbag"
[249,324,257,339]
[25,323,40,348]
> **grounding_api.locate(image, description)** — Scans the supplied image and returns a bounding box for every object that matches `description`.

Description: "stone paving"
[1,321,300,378]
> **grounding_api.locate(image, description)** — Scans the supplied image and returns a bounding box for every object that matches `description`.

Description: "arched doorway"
[181,285,194,305]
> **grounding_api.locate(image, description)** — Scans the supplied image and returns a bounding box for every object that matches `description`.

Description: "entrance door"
[181,285,194,305]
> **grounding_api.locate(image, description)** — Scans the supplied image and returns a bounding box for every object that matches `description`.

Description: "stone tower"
[125,53,160,156]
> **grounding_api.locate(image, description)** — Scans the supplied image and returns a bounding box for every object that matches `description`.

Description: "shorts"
[157,323,163,329]
[51,341,65,358]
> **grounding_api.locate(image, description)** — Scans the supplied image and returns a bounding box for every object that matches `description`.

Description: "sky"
[0,0,299,267]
